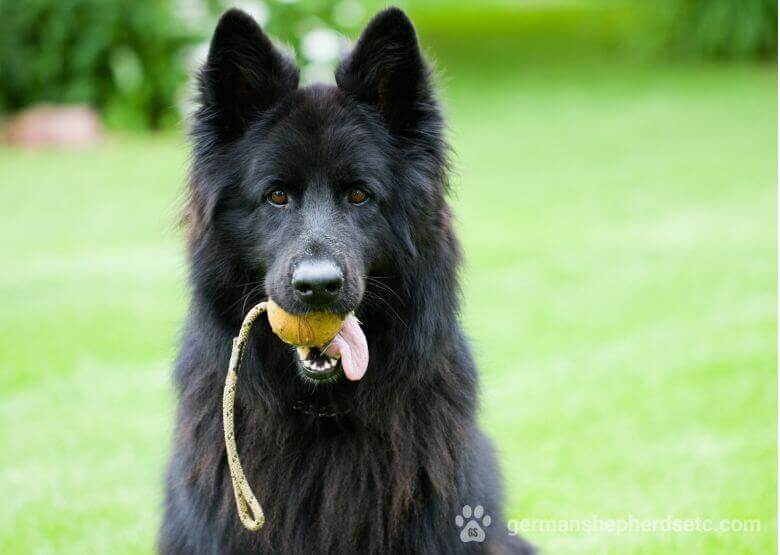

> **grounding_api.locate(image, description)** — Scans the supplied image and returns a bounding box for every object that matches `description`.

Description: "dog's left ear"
[336,7,435,136]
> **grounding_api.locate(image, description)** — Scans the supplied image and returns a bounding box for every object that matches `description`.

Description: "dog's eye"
[266,190,288,206]
[347,188,368,205]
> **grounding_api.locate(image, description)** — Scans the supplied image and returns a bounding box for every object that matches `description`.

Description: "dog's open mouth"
[296,346,342,382]
[291,314,369,383]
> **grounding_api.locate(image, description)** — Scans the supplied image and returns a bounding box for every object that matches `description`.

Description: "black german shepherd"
[160,7,532,554]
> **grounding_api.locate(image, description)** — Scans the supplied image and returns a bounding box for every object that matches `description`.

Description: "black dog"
[160,7,533,554]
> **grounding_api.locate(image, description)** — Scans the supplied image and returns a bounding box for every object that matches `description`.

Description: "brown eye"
[267,189,288,206]
[348,188,368,205]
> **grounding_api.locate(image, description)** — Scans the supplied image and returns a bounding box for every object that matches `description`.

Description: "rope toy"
[222,301,268,532]
[222,299,364,531]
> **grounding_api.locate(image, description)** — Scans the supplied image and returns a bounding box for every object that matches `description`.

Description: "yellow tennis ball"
[266,298,345,347]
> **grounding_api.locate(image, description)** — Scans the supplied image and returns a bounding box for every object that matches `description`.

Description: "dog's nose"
[292,260,344,305]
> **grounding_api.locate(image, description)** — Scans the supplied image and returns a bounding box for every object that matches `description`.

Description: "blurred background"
[0,0,775,553]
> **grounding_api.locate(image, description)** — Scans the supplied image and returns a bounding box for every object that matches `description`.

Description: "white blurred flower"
[187,41,210,71]
[176,0,211,32]
[231,1,269,26]
[302,63,336,86]
[302,28,341,64]
[333,0,364,28]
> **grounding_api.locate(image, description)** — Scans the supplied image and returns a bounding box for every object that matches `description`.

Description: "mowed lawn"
[0,62,775,553]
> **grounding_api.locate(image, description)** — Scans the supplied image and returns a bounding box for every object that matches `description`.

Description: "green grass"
[0,61,775,553]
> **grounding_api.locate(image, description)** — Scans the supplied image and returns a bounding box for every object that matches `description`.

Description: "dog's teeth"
[297,346,310,360]
[302,353,341,374]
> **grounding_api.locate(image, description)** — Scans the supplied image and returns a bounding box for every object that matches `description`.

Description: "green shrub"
[657,0,777,59]
[0,0,375,130]
[0,0,197,129]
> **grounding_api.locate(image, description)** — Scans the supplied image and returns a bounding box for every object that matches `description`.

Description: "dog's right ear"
[196,9,299,142]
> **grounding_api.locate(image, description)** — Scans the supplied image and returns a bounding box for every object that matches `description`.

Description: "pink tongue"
[324,315,369,381]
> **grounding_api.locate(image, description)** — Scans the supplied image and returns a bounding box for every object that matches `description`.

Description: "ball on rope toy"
[266,298,345,347]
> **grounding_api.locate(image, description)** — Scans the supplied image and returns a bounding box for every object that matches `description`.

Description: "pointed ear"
[336,8,434,135]
[197,9,299,141]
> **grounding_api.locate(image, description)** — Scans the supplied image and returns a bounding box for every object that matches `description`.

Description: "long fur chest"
[177,390,468,553]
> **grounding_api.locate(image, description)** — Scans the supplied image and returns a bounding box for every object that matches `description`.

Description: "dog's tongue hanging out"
[324,315,369,381]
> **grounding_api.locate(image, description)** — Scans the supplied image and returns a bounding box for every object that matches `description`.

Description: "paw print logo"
[455,504,491,543]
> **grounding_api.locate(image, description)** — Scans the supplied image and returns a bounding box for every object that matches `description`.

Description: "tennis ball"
[266,298,345,347]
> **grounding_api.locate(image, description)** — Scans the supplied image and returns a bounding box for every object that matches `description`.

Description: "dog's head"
[188,8,448,383]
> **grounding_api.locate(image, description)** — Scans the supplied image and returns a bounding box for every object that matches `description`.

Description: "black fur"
[160,7,533,554]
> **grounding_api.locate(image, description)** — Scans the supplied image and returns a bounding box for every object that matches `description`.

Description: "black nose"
[292,260,344,305]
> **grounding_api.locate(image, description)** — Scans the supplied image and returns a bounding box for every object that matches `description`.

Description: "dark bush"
[658,0,777,59]
[0,0,197,129]
[0,0,372,130]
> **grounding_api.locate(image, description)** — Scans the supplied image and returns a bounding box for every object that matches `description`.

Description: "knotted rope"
[222,301,267,531]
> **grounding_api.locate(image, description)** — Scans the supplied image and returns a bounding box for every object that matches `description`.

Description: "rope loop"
[222,301,267,531]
